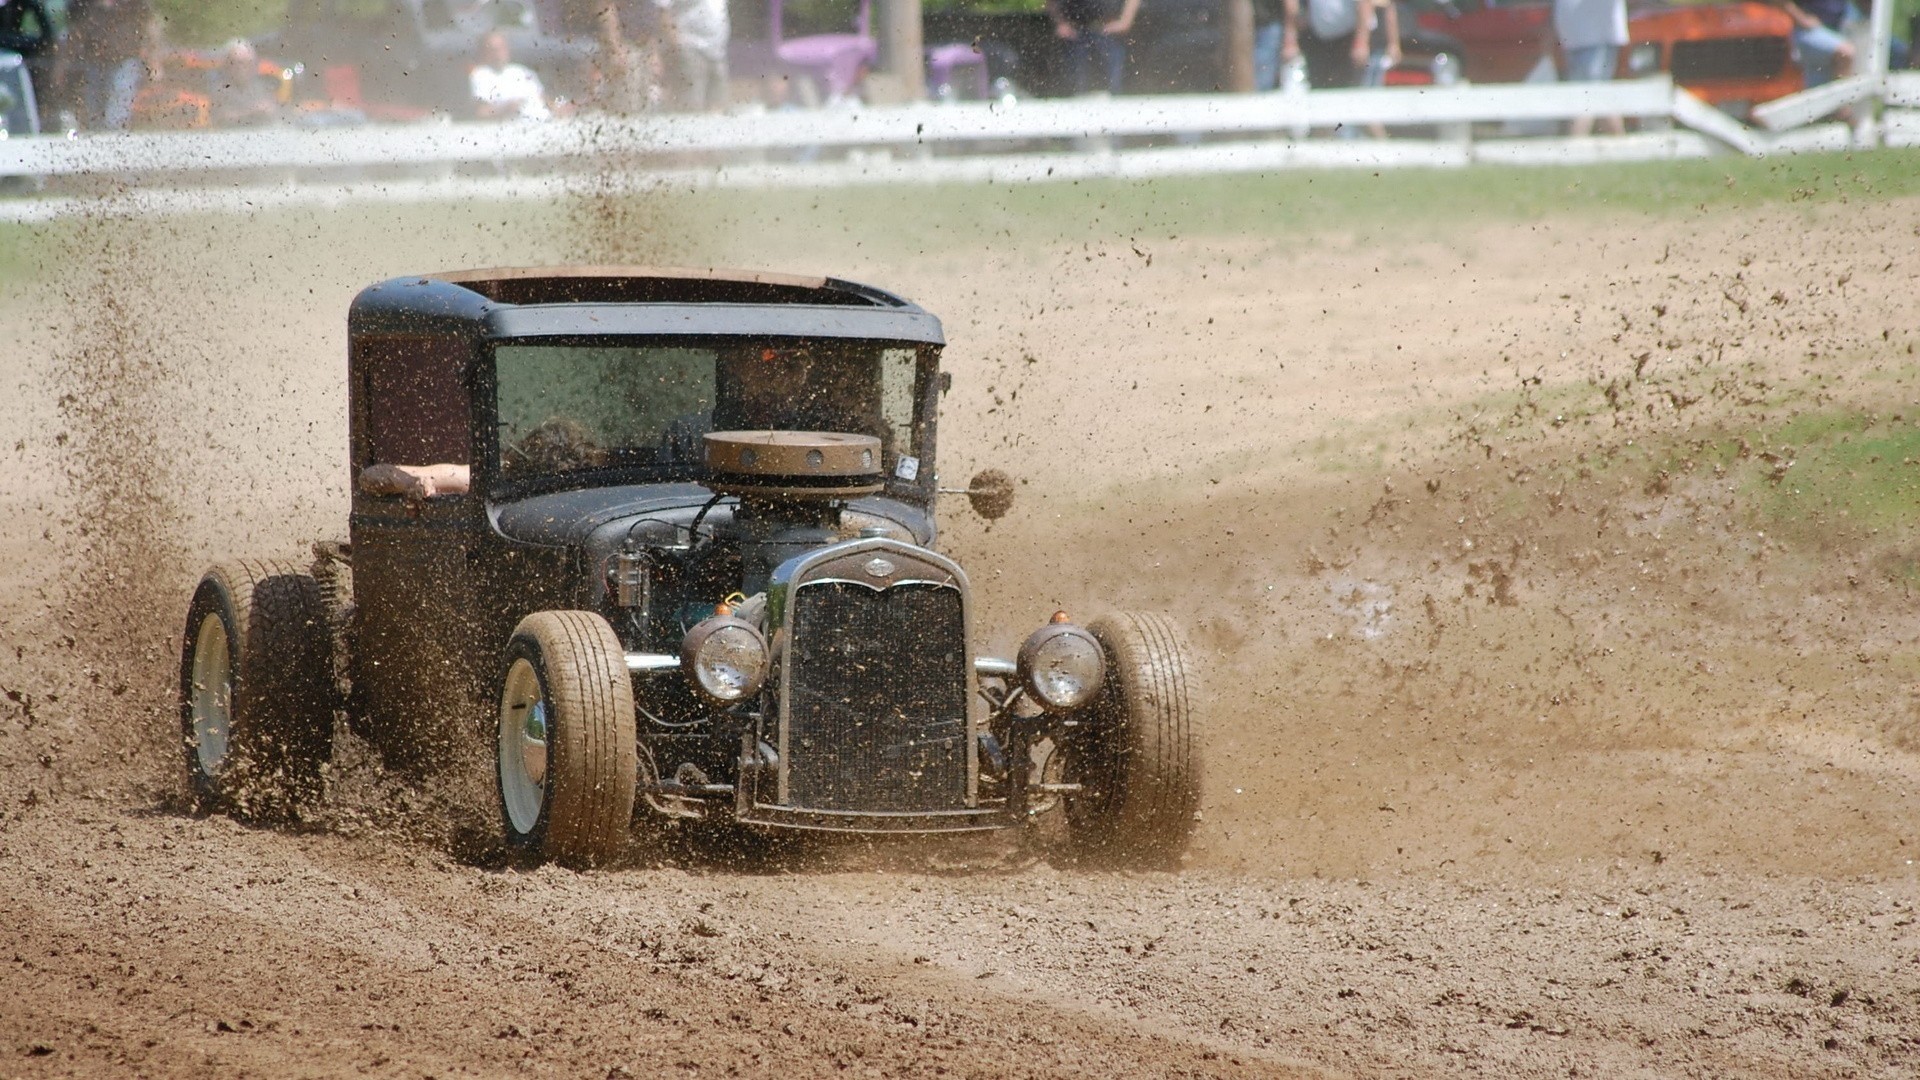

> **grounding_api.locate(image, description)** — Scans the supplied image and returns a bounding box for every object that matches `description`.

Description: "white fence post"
[1868,0,1897,80]
[1864,0,1896,146]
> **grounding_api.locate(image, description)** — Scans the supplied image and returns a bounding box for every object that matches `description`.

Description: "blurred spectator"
[470,30,552,120]
[1553,0,1626,135]
[1252,0,1297,91]
[588,4,661,114]
[209,40,277,127]
[1360,0,1399,86]
[54,0,150,129]
[1358,0,1399,136]
[1778,0,1854,87]
[1289,0,1368,89]
[657,0,729,111]
[1250,0,1279,91]
[1045,0,1141,95]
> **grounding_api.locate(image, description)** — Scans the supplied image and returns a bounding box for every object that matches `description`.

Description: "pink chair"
[772,0,878,101]
[322,64,429,122]
[925,41,989,100]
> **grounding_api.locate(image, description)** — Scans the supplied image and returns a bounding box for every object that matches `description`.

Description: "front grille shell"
[748,538,997,831]
[785,580,971,810]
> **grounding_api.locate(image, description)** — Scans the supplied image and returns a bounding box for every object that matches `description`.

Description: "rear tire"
[178,560,335,821]
[1062,611,1200,867]
[496,611,637,867]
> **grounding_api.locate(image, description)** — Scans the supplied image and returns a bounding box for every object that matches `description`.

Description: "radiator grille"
[785,581,969,812]
[1670,37,1790,82]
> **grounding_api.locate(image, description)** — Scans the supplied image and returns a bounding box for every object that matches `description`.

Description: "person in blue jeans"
[1554,0,1627,135]
[1290,0,1371,89]
[1252,0,1299,90]
[50,0,151,130]
[1778,0,1856,87]
[1046,0,1142,95]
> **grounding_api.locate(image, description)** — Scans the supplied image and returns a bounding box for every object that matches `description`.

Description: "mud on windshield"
[491,340,931,490]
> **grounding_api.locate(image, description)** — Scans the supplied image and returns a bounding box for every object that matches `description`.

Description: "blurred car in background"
[1412,0,1803,113]
[1101,0,1469,93]
[259,0,596,119]
[1,48,39,136]
[937,0,1801,108]
[924,0,1464,97]
[123,44,331,130]
[0,0,51,134]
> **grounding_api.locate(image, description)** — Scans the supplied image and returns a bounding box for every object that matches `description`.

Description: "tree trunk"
[1226,0,1256,93]
[881,0,926,102]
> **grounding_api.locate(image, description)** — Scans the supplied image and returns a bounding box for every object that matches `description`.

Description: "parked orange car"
[1416,0,1801,113]
[128,48,296,129]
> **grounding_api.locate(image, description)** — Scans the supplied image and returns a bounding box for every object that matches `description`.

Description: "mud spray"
[5,185,1920,1078]
[565,115,691,267]
[23,210,191,807]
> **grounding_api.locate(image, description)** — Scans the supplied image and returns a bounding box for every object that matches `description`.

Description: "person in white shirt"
[469,31,552,121]
[1288,0,1370,89]
[657,0,729,111]
[1553,0,1628,135]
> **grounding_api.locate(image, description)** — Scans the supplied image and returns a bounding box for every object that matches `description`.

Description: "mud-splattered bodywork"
[339,267,1025,833]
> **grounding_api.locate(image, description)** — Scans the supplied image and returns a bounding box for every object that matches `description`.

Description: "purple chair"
[772,0,878,102]
[926,41,990,100]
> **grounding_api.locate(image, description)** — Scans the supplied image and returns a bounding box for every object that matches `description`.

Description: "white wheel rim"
[189,612,233,777]
[499,657,549,837]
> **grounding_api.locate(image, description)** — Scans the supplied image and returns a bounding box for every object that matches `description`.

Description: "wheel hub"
[498,658,549,836]
[189,613,232,777]
[521,701,549,786]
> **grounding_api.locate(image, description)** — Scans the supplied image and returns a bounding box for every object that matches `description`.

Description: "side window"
[356,336,471,469]
[879,347,918,465]
[495,345,715,477]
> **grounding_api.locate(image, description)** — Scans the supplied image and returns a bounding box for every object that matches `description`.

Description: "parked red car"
[1414,0,1802,112]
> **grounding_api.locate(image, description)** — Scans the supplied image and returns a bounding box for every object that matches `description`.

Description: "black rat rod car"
[177,268,1200,865]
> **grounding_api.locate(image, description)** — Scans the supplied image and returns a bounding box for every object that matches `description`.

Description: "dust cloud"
[3,176,1918,1077]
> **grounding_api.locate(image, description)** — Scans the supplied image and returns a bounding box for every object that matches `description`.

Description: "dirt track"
[4,181,1920,1078]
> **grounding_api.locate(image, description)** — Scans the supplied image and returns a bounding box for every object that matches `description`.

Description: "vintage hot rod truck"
[178,268,1199,865]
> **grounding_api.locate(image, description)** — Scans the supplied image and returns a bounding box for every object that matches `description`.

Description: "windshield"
[492,340,928,486]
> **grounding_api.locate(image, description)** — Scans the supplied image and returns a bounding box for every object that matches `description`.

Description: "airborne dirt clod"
[4,184,1919,1078]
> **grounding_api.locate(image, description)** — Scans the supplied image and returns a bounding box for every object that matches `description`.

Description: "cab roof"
[348,266,946,345]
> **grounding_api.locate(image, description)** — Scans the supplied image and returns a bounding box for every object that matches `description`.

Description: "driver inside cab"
[662,345,881,465]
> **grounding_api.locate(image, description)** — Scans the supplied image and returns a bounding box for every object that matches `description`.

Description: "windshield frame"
[476,334,943,506]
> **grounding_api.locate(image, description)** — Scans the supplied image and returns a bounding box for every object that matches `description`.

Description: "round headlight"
[1626,43,1660,76]
[1017,622,1107,711]
[681,616,770,704]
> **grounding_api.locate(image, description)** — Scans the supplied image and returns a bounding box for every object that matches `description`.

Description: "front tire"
[496,611,637,866]
[178,560,335,820]
[1062,611,1201,867]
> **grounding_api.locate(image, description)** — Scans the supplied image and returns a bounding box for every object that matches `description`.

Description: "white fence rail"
[2,71,1918,221]
[0,78,1690,177]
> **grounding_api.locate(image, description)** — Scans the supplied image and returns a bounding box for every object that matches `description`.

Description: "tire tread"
[180,558,334,820]
[1068,611,1201,866]
[505,611,637,866]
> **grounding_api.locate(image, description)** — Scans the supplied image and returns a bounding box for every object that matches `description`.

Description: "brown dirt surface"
[3,177,1919,1078]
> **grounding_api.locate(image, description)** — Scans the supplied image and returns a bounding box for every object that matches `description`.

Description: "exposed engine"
[595,431,910,818]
